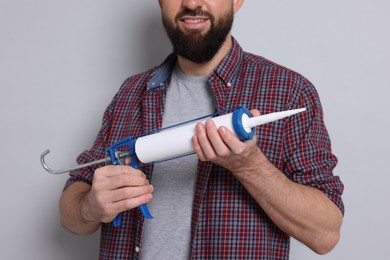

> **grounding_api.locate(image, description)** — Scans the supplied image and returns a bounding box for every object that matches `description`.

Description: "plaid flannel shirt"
[65,37,344,259]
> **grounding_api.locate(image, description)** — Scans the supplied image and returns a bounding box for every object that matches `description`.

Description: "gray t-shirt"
[140,65,215,259]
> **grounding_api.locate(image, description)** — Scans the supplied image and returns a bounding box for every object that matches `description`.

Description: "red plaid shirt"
[65,37,344,259]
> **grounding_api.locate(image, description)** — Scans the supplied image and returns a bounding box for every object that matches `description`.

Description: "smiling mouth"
[185,18,206,23]
[181,17,209,24]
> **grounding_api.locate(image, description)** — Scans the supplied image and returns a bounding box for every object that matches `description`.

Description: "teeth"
[184,18,205,23]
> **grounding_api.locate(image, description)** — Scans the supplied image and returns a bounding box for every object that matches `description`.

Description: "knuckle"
[117,173,129,183]
[208,154,217,161]
[119,165,132,173]
[143,185,153,195]
[193,143,201,153]
[101,206,112,217]
[198,155,207,162]
[123,199,136,210]
[219,150,230,157]
[143,194,153,203]
[120,188,132,198]
[206,129,217,138]
[123,194,153,211]
[234,146,245,155]
[138,194,153,205]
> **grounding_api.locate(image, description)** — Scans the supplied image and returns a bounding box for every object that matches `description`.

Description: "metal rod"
[40,149,107,174]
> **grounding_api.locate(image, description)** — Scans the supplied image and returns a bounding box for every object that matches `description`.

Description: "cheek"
[206,1,232,13]
[161,2,181,18]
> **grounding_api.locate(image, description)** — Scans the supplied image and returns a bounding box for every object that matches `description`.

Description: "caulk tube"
[135,107,254,164]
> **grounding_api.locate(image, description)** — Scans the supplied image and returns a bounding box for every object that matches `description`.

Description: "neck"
[177,34,233,76]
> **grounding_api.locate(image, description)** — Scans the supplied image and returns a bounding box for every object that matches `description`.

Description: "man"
[60,0,344,259]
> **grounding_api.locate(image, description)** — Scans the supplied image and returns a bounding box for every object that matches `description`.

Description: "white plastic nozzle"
[243,108,307,130]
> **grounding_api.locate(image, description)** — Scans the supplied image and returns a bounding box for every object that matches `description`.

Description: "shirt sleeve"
[63,92,117,191]
[282,79,345,215]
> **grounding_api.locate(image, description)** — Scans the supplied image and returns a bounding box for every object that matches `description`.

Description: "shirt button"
[227,82,232,87]
[135,246,140,253]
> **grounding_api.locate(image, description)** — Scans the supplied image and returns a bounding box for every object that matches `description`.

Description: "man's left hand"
[192,109,263,177]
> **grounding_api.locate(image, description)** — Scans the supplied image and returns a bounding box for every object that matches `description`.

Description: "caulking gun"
[40,106,306,227]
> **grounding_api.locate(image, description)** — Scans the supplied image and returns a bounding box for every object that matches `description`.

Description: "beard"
[162,7,234,64]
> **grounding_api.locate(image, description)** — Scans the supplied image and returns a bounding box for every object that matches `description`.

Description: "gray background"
[1,0,389,259]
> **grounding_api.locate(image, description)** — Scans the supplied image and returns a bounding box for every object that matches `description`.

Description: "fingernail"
[206,120,214,127]
[196,123,204,134]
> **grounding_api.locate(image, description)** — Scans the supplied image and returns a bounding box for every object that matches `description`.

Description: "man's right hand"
[82,165,154,224]
[59,166,153,235]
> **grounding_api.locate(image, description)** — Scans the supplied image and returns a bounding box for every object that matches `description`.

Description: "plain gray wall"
[1,1,389,259]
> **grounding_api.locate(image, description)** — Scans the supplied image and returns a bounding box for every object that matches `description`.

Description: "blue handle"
[113,212,122,227]
[112,205,153,227]
[106,136,153,228]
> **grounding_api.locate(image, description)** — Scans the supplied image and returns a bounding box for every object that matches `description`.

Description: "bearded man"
[60,1,344,259]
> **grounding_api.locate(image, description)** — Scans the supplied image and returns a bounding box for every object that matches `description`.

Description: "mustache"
[175,7,213,21]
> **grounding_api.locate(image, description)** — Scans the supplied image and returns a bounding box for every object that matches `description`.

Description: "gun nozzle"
[245,108,307,129]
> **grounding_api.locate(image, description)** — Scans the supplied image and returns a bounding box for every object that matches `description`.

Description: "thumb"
[250,109,260,117]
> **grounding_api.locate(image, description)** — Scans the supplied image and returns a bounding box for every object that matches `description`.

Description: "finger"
[250,109,260,117]
[195,122,217,160]
[192,135,207,161]
[94,170,149,191]
[218,126,246,154]
[111,184,154,203]
[204,120,231,156]
[95,165,145,178]
[114,193,153,213]
[114,173,150,188]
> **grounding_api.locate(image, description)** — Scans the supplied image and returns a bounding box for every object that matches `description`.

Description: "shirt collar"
[147,53,177,90]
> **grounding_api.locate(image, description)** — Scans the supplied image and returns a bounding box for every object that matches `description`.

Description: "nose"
[182,0,205,10]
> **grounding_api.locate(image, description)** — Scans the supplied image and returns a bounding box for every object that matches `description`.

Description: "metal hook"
[40,149,107,174]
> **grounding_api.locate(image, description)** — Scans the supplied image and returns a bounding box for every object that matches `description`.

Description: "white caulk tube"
[135,107,306,164]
